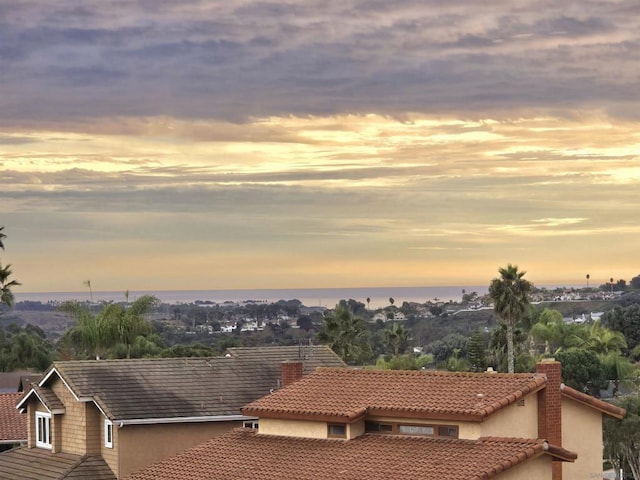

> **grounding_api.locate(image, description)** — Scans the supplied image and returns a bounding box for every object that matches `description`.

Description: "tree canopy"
[0,226,21,308]
[489,264,533,373]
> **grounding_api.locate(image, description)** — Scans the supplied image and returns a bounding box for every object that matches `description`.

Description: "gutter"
[115,414,256,427]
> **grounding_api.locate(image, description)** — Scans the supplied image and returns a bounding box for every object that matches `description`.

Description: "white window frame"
[104,419,113,448]
[243,420,259,429]
[35,411,52,449]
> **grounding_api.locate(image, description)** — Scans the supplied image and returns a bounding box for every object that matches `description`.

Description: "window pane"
[328,424,346,436]
[398,425,434,435]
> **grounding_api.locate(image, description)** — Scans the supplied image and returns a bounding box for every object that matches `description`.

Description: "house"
[127,359,625,480]
[0,393,26,451]
[1,345,345,479]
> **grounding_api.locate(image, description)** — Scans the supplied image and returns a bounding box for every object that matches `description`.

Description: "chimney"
[281,361,304,387]
[536,359,563,480]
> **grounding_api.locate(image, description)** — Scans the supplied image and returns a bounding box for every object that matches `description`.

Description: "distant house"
[1,345,345,479]
[128,360,625,480]
[0,393,27,451]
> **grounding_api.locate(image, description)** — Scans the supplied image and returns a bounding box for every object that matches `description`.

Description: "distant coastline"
[14,286,491,309]
[13,284,582,309]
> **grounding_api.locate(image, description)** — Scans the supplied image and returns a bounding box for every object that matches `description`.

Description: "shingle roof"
[31,385,66,414]
[0,447,115,479]
[225,345,344,374]
[243,368,547,422]
[28,346,344,422]
[0,393,26,443]
[127,429,576,480]
[561,384,627,419]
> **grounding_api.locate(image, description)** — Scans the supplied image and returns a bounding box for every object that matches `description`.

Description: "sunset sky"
[1,1,639,293]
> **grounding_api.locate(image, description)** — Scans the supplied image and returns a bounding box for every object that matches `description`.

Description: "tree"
[467,329,487,372]
[317,304,371,365]
[556,349,608,397]
[383,322,409,357]
[59,294,158,359]
[631,274,640,291]
[0,324,53,372]
[586,273,590,288]
[0,226,21,308]
[604,395,640,480]
[489,264,533,373]
[605,304,640,351]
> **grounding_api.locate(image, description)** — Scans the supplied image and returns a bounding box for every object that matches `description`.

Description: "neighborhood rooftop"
[18,345,345,422]
[243,367,549,421]
[127,429,577,480]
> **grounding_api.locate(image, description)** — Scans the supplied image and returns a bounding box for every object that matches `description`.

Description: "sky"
[1,0,639,293]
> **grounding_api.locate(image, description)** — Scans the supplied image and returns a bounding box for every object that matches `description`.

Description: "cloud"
[1,0,639,124]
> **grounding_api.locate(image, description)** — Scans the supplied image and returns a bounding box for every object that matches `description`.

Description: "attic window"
[36,412,52,449]
[398,425,434,436]
[243,420,259,429]
[327,424,347,438]
[104,420,113,448]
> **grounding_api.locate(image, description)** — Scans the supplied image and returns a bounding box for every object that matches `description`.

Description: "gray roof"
[0,447,116,480]
[40,345,345,422]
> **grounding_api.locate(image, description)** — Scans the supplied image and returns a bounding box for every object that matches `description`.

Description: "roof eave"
[560,384,627,419]
[116,414,256,426]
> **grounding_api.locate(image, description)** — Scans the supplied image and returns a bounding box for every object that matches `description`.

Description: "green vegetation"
[0,226,21,308]
[489,264,533,373]
[604,396,640,480]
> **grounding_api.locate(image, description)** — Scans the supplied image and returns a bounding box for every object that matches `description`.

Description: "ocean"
[14,286,490,309]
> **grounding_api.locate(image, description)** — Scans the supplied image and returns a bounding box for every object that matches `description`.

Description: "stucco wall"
[118,420,241,479]
[479,394,539,439]
[561,397,603,480]
[494,454,552,480]
[259,417,327,439]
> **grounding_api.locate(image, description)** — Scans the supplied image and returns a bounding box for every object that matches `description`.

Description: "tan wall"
[26,401,35,448]
[118,421,241,479]
[494,454,552,480]
[479,394,539,439]
[51,377,89,455]
[101,418,119,477]
[348,419,365,439]
[561,397,603,480]
[259,417,327,439]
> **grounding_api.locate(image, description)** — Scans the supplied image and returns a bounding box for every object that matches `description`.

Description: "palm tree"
[0,226,21,308]
[384,322,409,357]
[60,294,158,359]
[318,304,371,365]
[489,264,533,373]
[586,274,590,288]
[366,297,371,310]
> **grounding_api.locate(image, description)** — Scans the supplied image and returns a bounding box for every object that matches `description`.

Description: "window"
[104,420,113,448]
[365,421,393,433]
[35,412,52,449]
[437,425,458,438]
[398,424,434,436]
[243,420,259,429]
[364,421,459,439]
[327,424,347,438]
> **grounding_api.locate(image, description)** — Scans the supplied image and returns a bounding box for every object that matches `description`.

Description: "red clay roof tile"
[243,368,547,422]
[0,392,26,442]
[127,429,574,480]
[560,384,626,419]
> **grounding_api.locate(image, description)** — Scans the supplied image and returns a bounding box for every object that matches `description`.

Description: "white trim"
[35,411,52,449]
[104,419,113,448]
[116,414,255,426]
[16,388,65,415]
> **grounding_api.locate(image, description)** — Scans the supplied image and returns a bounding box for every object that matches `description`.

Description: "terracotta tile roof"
[0,447,115,479]
[560,384,627,419]
[243,368,547,422]
[127,429,575,480]
[0,393,26,443]
[22,346,344,422]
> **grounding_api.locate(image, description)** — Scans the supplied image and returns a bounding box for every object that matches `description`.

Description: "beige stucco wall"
[118,420,241,479]
[561,397,603,480]
[479,394,539,439]
[258,417,327,439]
[494,454,552,480]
